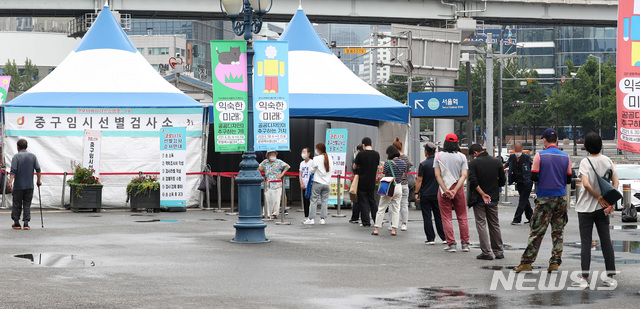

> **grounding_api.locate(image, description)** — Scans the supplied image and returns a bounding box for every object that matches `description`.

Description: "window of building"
[137,48,145,54]
[149,47,170,55]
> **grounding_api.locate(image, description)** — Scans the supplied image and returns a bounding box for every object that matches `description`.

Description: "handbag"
[587,158,622,206]
[377,161,398,197]
[198,173,217,191]
[304,173,314,199]
[349,174,359,202]
[437,152,457,194]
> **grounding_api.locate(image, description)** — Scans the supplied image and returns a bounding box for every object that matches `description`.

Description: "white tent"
[2,4,206,208]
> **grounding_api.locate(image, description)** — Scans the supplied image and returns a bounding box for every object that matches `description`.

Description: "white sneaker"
[388,226,393,231]
[571,278,589,289]
[320,218,326,225]
[400,223,407,231]
[602,277,616,287]
[442,240,448,245]
[302,218,315,225]
[425,241,435,245]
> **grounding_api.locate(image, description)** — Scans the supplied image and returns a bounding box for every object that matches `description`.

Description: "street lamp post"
[221,0,272,243]
[590,54,602,137]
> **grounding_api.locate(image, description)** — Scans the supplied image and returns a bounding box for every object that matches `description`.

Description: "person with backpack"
[571,132,617,288]
[371,145,407,236]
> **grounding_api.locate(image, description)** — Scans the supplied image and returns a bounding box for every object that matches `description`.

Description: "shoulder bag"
[377,161,397,197]
[587,158,622,206]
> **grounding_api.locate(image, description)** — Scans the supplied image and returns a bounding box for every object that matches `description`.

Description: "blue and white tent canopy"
[279,9,410,125]
[5,4,201,108]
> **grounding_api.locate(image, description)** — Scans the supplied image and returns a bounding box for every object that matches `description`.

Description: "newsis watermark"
[489,270,619,291]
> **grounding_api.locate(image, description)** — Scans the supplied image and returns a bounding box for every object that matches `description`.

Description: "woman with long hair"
[390,137,412,231]
[572,132,617,288]
[303,143,333,225]
[372,145,407,236]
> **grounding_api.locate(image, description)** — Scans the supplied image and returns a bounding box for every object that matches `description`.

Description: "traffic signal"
[511,103,520,107]
[532,104,541,108]
[518,88,530,95]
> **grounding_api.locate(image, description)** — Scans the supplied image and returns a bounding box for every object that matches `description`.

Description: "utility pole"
[466,61,472,159]
[480,75,484,145]
[370,25,378,87]
[486,33,494,156]
[498,50,503,157]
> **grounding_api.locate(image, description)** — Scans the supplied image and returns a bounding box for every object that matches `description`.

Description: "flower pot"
[129,186,161,212]
[70,184,103,212]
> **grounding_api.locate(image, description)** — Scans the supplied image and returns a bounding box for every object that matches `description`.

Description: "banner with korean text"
[0,76,10,103]
[253,41,290,151]
[618,0,640,153]
[160,127,187,208]
[83,130,102,176]
[3,107,202,137]
[211,40,248,152]
[326,129,348,205]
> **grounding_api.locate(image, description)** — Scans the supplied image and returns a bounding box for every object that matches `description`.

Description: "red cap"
[445,133,458,143]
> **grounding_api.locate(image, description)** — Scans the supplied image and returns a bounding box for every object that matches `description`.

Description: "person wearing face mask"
[299,147,313,221]
[258,150,290,219]
[504,143,533,225]
[467,144,506,260]
[303,143,333,225]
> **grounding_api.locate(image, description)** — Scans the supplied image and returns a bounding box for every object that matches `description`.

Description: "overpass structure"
[0,0,618,27]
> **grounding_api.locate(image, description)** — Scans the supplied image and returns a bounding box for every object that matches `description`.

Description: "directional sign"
[409,92,469,118]
[343,48,366,54]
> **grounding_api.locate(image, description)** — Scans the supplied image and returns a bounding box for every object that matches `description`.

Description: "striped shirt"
[382,158,407,184]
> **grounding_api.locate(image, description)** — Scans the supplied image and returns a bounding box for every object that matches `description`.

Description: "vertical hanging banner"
[326,129,348,205]
[211,40,248,152]
[82,130,102,176]
[253,41,290,151]
[160,127,187,208]
[0,76,11,103]
[618,0,640,153]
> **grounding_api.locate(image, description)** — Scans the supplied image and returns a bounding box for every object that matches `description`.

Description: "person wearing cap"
[258,150,290,219]
[433,133,470,253]
[414,142,446,245]
[505,143,534,225]
[467,144,506,260]
[515,128,573,273]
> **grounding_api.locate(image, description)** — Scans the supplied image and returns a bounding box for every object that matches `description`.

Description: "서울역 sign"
[409,92,469,118]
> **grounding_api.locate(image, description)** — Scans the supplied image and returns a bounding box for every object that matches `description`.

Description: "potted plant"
[67,164,103,212]
[127,175,160,212]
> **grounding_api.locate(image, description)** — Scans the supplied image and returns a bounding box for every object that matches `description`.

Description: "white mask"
[301,153,308,160]
[315,150,320,156]
[269,156,276,162]
[515,152,522,158]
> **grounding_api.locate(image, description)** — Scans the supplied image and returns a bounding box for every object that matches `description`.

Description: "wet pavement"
[1,202,639,308]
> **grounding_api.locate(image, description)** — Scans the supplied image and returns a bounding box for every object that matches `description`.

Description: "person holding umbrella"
[8,139,42,230]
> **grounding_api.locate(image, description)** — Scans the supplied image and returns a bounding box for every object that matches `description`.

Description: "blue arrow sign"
[409,92,469,118]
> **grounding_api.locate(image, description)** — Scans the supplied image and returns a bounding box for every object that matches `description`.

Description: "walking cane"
[38,186,44,228]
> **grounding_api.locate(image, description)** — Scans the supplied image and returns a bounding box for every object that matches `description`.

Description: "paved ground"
[1,200,639,308]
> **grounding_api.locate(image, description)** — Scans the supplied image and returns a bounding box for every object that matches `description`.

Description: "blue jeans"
[309,183,330,219]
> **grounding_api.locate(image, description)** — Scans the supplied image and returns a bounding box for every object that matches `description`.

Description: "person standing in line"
[349,144,364,224]
[389,137,412,231]
[505,143,534,225]
[415,142,446,245]
[299,147,314,222]
[571,132,617,288]
[371,145,407,236]
[9,139,42,230]
[434,133,470,253]
[468,144,506,260]
[352,137,380,227]
[303,143,334,225]
[515,128,573,273]
[258,150,290,219]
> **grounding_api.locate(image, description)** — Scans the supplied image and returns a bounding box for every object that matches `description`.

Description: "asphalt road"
[1,200,639,308]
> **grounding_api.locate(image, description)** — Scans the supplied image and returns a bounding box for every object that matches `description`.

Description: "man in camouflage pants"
[515,128,572,273]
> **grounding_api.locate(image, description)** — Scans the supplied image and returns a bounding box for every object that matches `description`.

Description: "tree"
[547,58,597,155]
[3,58,39,92]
